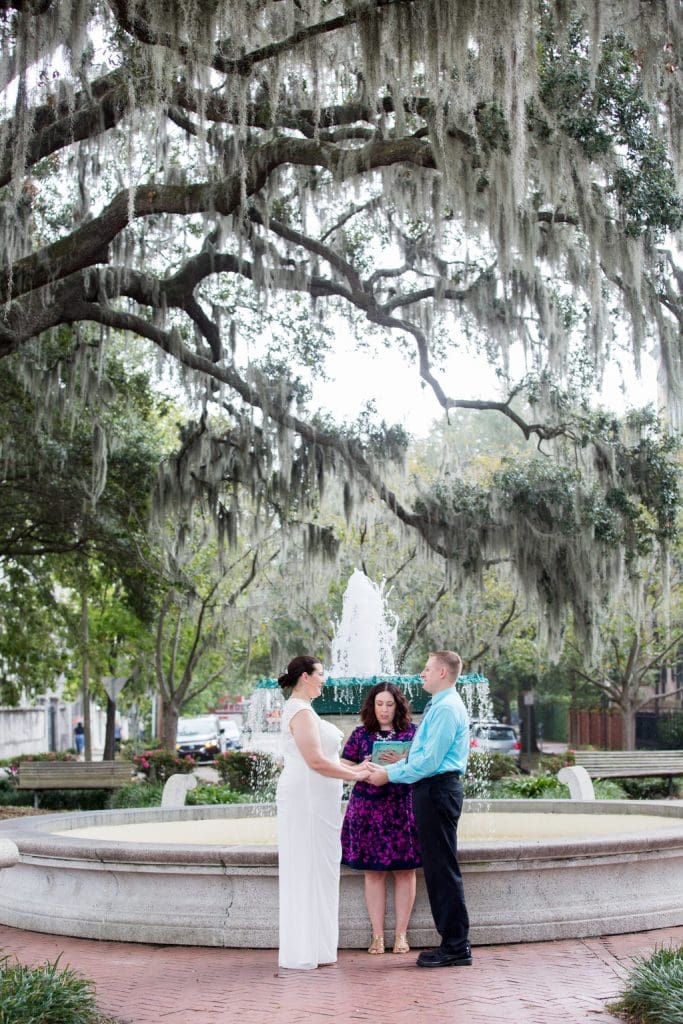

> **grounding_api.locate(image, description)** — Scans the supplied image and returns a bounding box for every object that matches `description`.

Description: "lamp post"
[520,689,540,768]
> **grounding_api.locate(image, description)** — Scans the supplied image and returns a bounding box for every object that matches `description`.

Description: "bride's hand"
[353,764,372,781]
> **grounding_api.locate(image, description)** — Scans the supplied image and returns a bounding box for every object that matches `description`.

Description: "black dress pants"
[412,772,469,952]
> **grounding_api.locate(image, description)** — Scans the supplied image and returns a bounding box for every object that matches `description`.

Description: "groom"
[366,650,471,967]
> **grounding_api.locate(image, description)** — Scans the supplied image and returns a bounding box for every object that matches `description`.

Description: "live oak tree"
[0,339,166,752]
[566,545,683,749]
[151,518,281,746]
[1,0,682,656]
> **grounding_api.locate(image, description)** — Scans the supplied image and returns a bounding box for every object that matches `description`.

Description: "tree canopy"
[1,0,682,656]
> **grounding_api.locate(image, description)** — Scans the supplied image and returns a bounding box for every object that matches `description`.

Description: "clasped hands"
[349,759,389,786]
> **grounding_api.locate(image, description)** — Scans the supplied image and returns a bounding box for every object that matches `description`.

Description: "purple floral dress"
[341,724,422,871]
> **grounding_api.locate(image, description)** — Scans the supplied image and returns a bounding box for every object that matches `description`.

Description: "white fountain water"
[244,568,418,739]
[329,569,398,675]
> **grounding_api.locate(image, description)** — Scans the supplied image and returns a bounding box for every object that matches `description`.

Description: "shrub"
[468,751,521,782]
[118,738,162,761]
[620,777,674,800]
[187,783,243,805]
[0,779,33,808]
[214,751,281,799]
[609,945,683,1024]
[657,713,683,750]
[496,774,569,799]
[4,752,79,772]
[111,780,246,809]
[592,779,628,799]
[131,749,195,783]
[0,953,123,1024]
[30,789,115,812]
[111,782,164,809]
[537,751,575,775]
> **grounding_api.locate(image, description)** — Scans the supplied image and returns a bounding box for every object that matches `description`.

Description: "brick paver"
[0,924,681,1023]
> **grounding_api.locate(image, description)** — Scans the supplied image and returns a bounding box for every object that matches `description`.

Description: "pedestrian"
[74,721,85,758]
[366,650,472,968]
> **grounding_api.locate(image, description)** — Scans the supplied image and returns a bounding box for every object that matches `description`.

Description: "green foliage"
[130,749,195,783]
[496,774,569,799]
[656,713,683,751]
[112,779,254,808]
[33,790,115,812]
[609,945,683,1024]
[468,752,521,782]
[538,19,682,236]
[537,751,575,775]
[0,954,122,1024]
[496,460,579,536]
[620,777,675,801]
[0,346,168,703]
[214,751,281,798]
[593,779,628,800]
[187,783,243,805]
[5,752,78,768]
[475,101,511,153]
[110,782,164,808]
[0,779,32,808]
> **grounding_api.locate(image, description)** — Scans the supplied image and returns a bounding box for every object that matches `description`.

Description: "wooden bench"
[16,760,134,807]
[573,750,683,796]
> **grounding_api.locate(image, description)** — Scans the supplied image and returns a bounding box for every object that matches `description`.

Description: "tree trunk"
[103,695,117,760]
[621,706,637,750]
[81,587,92,762]
[159,697,180,751]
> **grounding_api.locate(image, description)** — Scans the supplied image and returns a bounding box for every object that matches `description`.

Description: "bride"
[276,655,370,970]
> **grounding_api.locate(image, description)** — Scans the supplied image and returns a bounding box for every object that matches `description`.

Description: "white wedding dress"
[276,697,344,970]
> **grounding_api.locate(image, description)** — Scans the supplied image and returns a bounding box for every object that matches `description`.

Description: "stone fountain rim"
[2,798,682,866]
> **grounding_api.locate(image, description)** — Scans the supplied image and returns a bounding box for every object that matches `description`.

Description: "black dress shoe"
[416,945,473,968]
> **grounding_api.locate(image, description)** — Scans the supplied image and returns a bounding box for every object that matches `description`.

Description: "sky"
[312,324,662,440]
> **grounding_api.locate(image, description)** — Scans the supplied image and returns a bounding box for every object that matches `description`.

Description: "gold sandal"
[393,933,410,954]
[367,935,385,954]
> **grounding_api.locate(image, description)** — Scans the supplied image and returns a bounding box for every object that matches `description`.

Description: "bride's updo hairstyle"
[278,655,320,692]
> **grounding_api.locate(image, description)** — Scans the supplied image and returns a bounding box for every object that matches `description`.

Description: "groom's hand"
[366,763,389,787]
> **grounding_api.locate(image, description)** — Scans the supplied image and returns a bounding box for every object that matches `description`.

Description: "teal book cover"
[371,740,412,764]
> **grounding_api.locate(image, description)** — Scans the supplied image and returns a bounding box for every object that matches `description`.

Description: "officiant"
[340,682,421,955]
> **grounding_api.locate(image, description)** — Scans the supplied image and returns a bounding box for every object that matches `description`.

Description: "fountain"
[249,569,490,721]
[0,570,682,947]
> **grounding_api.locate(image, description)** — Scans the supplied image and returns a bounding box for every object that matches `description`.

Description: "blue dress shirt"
[385,687,470,784]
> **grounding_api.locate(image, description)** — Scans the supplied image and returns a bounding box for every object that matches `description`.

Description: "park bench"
[16,760,134,807]
[573,750,683,796]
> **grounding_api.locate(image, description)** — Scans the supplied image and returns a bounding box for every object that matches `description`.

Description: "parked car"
[220,719,243,750]
[176,715,240,762]
[469,720,521,760]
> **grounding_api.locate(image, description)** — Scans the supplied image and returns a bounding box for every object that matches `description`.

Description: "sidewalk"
[1,923,680,1023]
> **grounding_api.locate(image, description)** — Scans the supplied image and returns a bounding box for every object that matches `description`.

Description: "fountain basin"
[0,799,682,947]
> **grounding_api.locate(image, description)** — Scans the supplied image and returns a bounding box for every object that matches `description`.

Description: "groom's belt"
[414,770,462,783]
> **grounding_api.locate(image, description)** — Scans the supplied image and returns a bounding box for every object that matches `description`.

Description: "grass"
[609,946,683,1023]
[0,954,125,1024]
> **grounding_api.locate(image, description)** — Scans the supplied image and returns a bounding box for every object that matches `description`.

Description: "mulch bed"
[0,806,52,819]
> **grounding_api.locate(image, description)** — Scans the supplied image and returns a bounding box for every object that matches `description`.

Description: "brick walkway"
[1,925,681,1023]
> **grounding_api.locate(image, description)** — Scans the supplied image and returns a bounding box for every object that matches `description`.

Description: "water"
[329,569,398,675]
[460,677,495,800]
